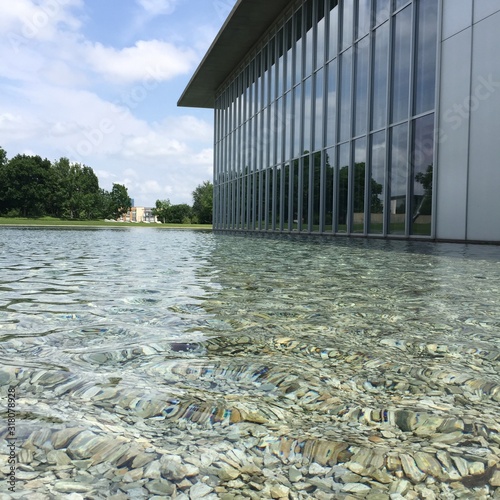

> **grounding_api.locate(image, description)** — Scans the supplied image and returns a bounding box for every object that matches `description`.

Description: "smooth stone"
[289,466,302,483]
[53,481,92,493]
[308,463,328,476]
[468,461,485,475]
[51,428,85,449]
[342,483,371,493]
[146,479,175,496]
[189,482,213,498]
[144,460,162,479]
[489,469,500,487]
[46,450,72,466]
[270,484,290,498]
[218,466,240,481]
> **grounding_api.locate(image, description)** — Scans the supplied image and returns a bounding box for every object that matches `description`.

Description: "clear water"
[1,228,499,495]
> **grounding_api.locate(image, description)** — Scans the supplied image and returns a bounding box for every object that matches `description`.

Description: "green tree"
[109,183,132,219]
[0,154,52,217]
[192,181,213,224]
[0,146,6,167]
[414,164,433,220]
[152,199,171,223]
[169,203,192,223]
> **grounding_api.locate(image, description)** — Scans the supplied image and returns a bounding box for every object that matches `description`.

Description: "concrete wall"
[436,1,500,242]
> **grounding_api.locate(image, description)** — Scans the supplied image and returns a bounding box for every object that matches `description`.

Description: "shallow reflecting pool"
[0,228,499,499]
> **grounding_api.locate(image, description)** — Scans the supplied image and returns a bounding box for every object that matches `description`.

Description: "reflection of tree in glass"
[413,164,433,222]
[338,163,383,225]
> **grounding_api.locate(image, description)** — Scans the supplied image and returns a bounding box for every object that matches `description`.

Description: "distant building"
[117,207,158,223]
[179,0,500,243]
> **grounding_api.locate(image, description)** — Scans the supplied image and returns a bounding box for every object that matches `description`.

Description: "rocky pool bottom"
[0,229,499,499]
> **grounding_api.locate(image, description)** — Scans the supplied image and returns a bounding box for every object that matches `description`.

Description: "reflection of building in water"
[179,0,500,243]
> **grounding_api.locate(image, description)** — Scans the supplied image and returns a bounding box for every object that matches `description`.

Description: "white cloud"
[84,40,197,83]
[136,0,178,16]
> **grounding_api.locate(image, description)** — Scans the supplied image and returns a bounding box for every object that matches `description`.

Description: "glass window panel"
[284,92,293,162]
[337,142,350,232]
[262,49,269,109]
[283,164,291,229]
[312,151,322,230]
[353,137,367,233]
[276,97,284,164]
[328,0,338,60]
[339,48,352,142]
[414,0,438,115]
[326,60,337,146]
[389,123,408,234]
[354,37,369,136]
[314,67,324,152]
[301,155,310,231]
[374,0,390,26]
[371,22,389,130]
[369,131,386,233]
[292,159,299,230]
[303,77,313,153]
[271,166,277,229]
[325,147,335,231]
[276,165,282,229]
[394,0,409,11]
[293,84,303,158]
[357,0,371,39]
[304,0,314,77]
[411,113,434,236]
[294,8,303,85]
[277,28,285,96]
[240,175,246,229]
[269,103,276,167]
[270,38,276,102]
[341,0,353,50]
[285,19,293,91]
[391,6,412,123]
[315,0,326,70]
[262,107,269,169]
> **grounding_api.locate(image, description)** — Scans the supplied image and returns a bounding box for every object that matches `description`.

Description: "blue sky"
[0,0,237,206]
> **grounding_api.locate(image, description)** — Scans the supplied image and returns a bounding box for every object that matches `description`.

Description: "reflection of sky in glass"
[414,0,438,114]
[341,0,353,50]
[357,0,371,38]
[412,113,434,196]
[339,48,352,142]
[354,37,370,136]
[391,6,412,123]
[371,22,389,131]
[374,0,390,26]
[371,130,386,208]
[391,122,408,198]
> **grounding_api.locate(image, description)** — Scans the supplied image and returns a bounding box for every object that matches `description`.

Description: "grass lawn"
[0,217,212,230]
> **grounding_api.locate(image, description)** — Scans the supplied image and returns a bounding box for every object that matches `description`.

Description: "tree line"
[0,146,213,223]
[0,147,131,219]
[152,181,213,224]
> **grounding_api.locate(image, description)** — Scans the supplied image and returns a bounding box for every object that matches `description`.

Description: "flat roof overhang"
[178,0,292,109]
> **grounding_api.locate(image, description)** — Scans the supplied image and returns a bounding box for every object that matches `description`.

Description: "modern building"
[179,0,500,243]
[117,207,158,223]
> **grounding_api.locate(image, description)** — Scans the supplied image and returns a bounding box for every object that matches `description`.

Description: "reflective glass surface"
[371,22,389,131]
[337,142,350,232]
[414,0,438,115]
[369,131,386,233]
[391,6,412,123]
[325,147,335,231]
[339,48,352,142]
[389,123,408,234]
[314,68,324,152]
[353,137,367,233]
[354,37,370,136]
[411,113,434,236]
[341,0,354,50]
[214,0,438,239]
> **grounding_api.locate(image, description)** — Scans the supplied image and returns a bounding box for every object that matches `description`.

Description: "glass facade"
[214,0,438,238]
